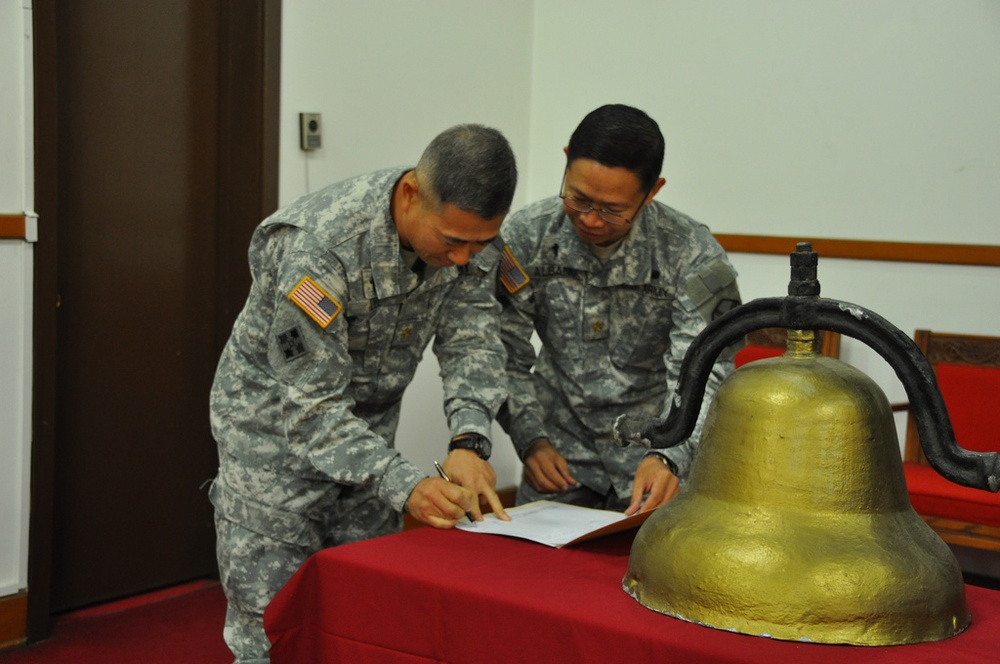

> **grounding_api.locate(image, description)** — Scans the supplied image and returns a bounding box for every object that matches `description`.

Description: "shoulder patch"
[499,245,530,294]
[712,298,741,320]
[289,276,342,328]
[277,326,308,361]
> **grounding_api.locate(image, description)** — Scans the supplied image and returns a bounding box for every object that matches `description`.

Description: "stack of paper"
[455,500,652,548]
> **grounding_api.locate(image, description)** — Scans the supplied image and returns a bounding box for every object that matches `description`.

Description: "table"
[265,526,1000,663]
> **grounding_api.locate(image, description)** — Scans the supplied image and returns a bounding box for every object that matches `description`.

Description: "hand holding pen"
[434,460,476,524]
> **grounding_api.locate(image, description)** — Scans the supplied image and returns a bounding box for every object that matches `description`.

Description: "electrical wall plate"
[300,113,322,151]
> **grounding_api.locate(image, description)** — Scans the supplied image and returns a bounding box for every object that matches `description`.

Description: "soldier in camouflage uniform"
[209,124,517,663]
[497,105,741,516]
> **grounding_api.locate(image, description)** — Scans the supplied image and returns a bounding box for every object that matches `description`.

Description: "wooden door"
[34,0,280,616]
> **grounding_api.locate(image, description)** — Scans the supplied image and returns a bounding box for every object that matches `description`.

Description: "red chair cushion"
[904,462,1000,528]
[935,362,1000,454]
[734,345,784,368]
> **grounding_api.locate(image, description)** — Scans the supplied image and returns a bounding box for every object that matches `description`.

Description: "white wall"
[527,0,1000,446]
[278,1,535,488]
[527,0,1000,242]
[0,0,35,598]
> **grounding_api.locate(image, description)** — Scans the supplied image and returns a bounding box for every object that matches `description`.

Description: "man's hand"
[442,448,511,521]
[406,477,477,528]
[522,439,576,494]
[625,456,680,515]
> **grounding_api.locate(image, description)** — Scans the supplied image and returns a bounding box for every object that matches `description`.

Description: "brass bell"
[616,243,1000,646]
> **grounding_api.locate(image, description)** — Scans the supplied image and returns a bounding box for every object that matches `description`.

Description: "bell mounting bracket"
[615,242,999,493]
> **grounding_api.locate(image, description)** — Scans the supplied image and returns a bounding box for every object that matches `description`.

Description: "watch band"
[645,451,678,475]
[448,433,492,460]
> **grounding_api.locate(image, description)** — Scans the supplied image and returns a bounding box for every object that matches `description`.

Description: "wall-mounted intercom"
[300,113,322,151]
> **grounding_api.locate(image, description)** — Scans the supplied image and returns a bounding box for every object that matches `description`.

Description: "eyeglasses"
[558,170,649,226]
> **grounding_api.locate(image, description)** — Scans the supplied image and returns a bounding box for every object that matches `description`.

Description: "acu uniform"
[209,167,506,662]
[497,196,740,510]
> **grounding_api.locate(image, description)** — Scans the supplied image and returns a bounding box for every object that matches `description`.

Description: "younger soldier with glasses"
[496,104,741,515]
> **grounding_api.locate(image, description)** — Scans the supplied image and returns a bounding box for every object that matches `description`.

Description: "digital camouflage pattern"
[209,167,507,662]
[498,196,740,508]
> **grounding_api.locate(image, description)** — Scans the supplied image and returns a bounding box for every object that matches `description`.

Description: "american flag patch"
[288,276,342,328]
[499,245,530,294]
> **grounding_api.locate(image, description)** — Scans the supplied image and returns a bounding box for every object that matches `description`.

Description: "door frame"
[28,0,281,641]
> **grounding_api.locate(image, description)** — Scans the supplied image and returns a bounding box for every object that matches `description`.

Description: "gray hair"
[415,124,517,219]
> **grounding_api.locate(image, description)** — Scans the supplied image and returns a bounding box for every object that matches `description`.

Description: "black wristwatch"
[448,433,492,461]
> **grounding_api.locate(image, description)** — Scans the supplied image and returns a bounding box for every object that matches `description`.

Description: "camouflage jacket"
[497,196,740,497]
[210,168,507,515]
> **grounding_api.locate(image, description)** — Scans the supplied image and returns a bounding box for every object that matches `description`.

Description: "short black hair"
[416,124,518,220]
[566,104,664,192]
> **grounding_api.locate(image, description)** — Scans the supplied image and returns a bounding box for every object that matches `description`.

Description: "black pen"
[433,460,476,524]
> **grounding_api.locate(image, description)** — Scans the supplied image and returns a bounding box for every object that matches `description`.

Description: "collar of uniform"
[549,219,598,272]
[609,211,655,286]
[368,167,420,299]
[552,208,654,287]
[468,235,504,274]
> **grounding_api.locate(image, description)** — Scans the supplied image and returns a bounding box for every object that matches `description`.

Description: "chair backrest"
[903,329,1000,465]
[734,328,842,368]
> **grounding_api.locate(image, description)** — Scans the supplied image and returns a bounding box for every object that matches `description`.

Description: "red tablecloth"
[265,526,1000,663]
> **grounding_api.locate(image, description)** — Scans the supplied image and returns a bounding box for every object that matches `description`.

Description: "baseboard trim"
[0,591,28,653]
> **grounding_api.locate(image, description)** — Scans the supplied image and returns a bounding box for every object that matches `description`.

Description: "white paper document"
[455,500,652,548]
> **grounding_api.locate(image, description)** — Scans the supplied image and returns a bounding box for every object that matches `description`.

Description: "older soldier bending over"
[209,124,517,663]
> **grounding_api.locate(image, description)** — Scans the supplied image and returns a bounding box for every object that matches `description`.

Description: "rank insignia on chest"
[499,245,530,294]
[289,276,342,328]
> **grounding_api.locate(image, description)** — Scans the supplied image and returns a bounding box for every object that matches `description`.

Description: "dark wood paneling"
[29,0,59,641]
[216,0,282,346]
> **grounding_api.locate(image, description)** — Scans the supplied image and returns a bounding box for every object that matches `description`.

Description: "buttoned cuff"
[380,456,428,513]
[516,436,549,462]
[448,408,493,442]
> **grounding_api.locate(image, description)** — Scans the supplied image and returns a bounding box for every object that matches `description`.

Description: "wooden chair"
[735,328,842,367]
[899,330,1000,552]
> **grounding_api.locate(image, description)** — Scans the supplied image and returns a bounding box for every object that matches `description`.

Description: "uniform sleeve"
[494,234,550,459]
[431,254,508,444]
[268,244,425,512]
[653,239,742,478]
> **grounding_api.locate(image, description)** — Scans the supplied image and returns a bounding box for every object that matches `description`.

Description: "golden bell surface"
[624,346,970,645]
